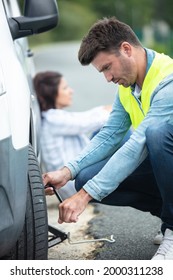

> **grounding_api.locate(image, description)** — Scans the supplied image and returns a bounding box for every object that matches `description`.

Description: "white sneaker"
[153,230,163,245]
[152,228,173,260]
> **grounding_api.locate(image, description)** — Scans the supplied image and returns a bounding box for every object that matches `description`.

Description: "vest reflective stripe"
[119,52,173,129]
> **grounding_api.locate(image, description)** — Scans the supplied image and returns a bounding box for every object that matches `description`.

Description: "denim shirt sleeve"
[67,75,173,201]
[66,92,131,175]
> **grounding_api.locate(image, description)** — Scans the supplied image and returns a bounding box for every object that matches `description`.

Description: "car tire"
[3,144,48,259]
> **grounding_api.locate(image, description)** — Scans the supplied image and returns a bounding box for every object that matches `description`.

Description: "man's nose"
[104,72,113,83]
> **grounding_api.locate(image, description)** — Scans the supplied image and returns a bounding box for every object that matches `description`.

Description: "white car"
[0,0,58,259]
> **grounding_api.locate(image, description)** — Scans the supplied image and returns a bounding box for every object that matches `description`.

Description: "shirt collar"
[130,48,155,92]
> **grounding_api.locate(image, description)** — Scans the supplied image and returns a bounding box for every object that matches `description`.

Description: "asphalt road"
[33,41,116,111]
[33,42,161,260]
[88,203,160,260]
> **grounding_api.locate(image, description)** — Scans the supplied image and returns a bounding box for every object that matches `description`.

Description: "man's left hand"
[58,188,93,223]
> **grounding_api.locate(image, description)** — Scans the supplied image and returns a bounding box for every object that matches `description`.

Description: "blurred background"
[22,0,173,55]
[19,0,173,110]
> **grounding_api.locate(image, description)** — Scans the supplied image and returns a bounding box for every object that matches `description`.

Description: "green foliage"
[154,0,173,28]
[56,1,97,41]
[18,0,173,55]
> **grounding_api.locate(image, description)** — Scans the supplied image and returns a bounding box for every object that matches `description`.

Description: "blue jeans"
[146,123,173,233]
[75,124,173,233]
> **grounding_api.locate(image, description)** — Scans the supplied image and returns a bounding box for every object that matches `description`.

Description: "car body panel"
[0,0,58,257]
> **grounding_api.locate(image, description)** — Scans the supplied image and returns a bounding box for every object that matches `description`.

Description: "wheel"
[3,144,48,259]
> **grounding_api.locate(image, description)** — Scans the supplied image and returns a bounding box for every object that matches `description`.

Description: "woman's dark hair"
[78,17,142,65]
[33,71,62,111]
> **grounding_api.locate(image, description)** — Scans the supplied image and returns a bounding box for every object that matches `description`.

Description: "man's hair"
[78,17,142,65]
[33,71,62,111]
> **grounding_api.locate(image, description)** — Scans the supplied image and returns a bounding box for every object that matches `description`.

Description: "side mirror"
[8,0,59,40]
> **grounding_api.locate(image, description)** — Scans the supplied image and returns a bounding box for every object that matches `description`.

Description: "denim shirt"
[66,48,173,201]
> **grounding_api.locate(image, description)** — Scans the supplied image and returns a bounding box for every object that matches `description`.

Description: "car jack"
[48,225,68,248]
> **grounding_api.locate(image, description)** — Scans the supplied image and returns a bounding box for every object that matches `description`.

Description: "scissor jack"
[47,184,115,248]
[48,224,68,248]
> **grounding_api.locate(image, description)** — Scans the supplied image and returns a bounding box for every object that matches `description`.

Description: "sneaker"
[153,230,163,245]
[152,228,173,260]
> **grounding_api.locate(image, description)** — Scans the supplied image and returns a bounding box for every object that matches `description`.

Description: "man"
[43,17,173,259]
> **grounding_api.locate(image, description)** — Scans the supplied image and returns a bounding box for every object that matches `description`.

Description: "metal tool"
[45,183,63,202]
[67,232,115,244]
[48,225,68,248]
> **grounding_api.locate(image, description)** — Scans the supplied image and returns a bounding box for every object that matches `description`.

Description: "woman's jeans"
[75,124,173,233]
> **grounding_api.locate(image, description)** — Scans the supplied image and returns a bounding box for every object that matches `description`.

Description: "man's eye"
[104,65,110,71]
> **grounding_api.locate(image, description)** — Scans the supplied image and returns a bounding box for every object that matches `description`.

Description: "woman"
[33,71,111,200]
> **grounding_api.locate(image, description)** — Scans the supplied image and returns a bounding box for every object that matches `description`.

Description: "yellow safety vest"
[119,52,173,129]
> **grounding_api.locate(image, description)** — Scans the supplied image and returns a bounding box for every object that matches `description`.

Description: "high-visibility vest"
[119,52,173,129]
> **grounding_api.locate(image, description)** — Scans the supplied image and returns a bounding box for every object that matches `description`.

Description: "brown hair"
[78,17,142,65]
[33,71,62,111]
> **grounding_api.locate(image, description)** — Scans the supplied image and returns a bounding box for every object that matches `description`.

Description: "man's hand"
[42,166,72,195]
[58,188,93,223]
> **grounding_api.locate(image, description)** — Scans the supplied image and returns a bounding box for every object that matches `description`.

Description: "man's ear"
[120,42,132,56]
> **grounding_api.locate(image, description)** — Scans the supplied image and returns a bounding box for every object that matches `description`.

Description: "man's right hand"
[42,166,72,195]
